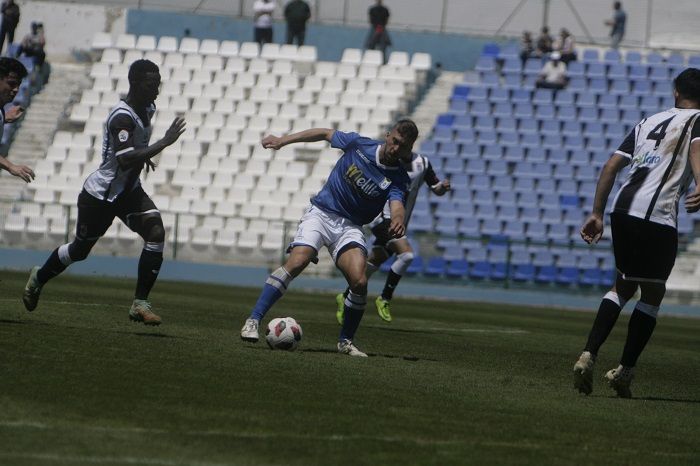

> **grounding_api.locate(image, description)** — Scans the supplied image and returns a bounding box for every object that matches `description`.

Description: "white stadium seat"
[199,39,220,55]
[239,42,260,59]
[179,38,200,54]
[341,48,362,65]
[157,36,178,53]
[92,32,113,50]
[115,34,136,50]
[135,35,156,51]
[219,40,239,57]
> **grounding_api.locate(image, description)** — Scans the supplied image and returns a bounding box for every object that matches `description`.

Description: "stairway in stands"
[0,63,90,202]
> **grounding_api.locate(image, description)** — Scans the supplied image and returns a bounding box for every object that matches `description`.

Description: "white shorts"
[289,205,367,262]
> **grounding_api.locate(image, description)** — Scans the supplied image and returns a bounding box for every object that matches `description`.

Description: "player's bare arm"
[684,139,700,212]
[4,104,24,123]
[431,179,451,196]
[580,153,629,244]
[261,128,335,150]
[0,155,34,182]
[388,200,406,238]
[117,117,186,170]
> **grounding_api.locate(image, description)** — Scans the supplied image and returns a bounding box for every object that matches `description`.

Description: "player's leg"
[24,191,110,311]
[242,206,325,342]
[118,188,165,325]
[375,237,413,322]
[335,246,369,357]
[573,273,636,394]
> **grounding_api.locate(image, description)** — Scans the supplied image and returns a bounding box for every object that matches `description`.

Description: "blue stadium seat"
[518,191,538,208]
[435,217,458,235]
[569,149,590,167]
[586,136,607,152]
[622,109,642,124]
[488,160,508,176]
[539,193,559,209]
[535,104,555,121]
[556,267,579,285]
[502,58,522,76]
[632,80,652,96]
[598,94,617,109]
[668,53,684,66]
[557,105,577,122]
[476,204,497,220]
[473,189,493,206]
[554,165,575,181]
[511,264,535,282]
[481,72,500,88]
[511,89,531,104]
[548,224,570,242]
[470,101,491,116]
[467,248,488,263]
[576,92,597,108]
[420,140,438,154]
[584,121,604,138]
[503,74,522,90]
[459,145,480,159]
[424,257,447,277]
[533,89,554,105]
[432,126,453,143]
[519,118,538,134]
[446,259,469,278]
[443,158,464,175]
[576,165,597,182]
[560,194,580,209]
[406,256,424,275]
[475,56,496,73]
[493,102,513,118]
[625,51,642,64]
[548,150,568,165]
[566,61,584,78]
[607,63,627,79]
[589,78,607,94]
[482,145,502,161]
[603,49,621,64]
[536,178,556,194]
[554,90,575,107]
[524,58,543,76]
[449,98,468,114]
[516,160,539,177]
[481,218,503,236]
[514,103,534,118]
[567,77,587,93]
[493,177,515,194]
[535,266,557,283]
[438,141,458,157]
[467,86,488,101]
[504,146,525,162]
[579,268,601,286]
[582,49,599,63]
[578,107,598,123]
[476,130,497,146]
[599,269,615,287]
[609,79,630,96]
[502,219,524,237]
[525,222,546,239]
[639,95,660,113]
[455,129,475,145]
[618,94,639,110]
[469,261,491,280]
[436,113,455,127]
[490,88,510,103]
[541,208,561,225]
[652,81,671,97]
[521,133,541,149]
[541,119,560,135]
[453,84,470,98]
[628,64,649,80]
[380,256,396,273]
[475,116,496,130]
[497,117,517,132]
[453,115,473,130]
[542,134,562,150]
[586,63,606,79]
[459,218,480,236]
[532,251,554,267]
[646,52,663,65]
[562,209,583,227]
[482,43,500,57]
[689,55,700,67]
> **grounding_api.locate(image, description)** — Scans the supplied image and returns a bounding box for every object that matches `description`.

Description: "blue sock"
[340,291,366,342]
[250,267,293,321]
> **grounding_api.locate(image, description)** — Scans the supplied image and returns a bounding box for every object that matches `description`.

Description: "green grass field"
[1,270,699,466]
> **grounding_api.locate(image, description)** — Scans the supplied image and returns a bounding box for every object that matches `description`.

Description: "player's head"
[128,59,161,104]
[0,57,27,106]
[384,119,418,164]
[613,1,621,10]
[673,68,700,107]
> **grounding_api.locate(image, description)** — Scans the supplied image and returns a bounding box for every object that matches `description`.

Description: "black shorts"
[610,212,677,283]
[370,219,407,252]
[76,187,160,240]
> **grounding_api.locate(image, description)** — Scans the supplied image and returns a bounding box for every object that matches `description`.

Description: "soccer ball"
[265,317,303,351]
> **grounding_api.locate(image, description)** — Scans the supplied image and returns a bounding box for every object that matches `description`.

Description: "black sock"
[343,287,350,299]
[620,308,657,367]
[134,249,163,300]
[381,270,402,301]
[37,248,68,284]
[584,297,622,355]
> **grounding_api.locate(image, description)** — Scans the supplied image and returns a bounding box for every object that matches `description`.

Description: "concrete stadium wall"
[126,9,501,72]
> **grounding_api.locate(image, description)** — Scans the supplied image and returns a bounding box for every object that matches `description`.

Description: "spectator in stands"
[284,0,311,46]
[253,0,276,46]
[605,1,626,49]
[365,0,391,64]
[535,26,554,56]
[0,57,32,182]
[520,31,535,65]
[0,0,20,55]
[555,28,577,64]
[18,21,45,68]
[535,51,568,90]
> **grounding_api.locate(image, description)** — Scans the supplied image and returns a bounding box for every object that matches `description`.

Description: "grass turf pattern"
[1,271,698,465]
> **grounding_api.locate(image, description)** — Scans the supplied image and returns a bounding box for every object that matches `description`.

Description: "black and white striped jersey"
[83,100,155,202]
[0,107,5,143]
[371,152,440,227]
[611,107,700,228]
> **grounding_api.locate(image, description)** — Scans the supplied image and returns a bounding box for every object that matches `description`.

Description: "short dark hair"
[0,57,28,80]
[393,119,419,142]
[614,1,621,9]
[673,68,700,104]
[128,59,160,84]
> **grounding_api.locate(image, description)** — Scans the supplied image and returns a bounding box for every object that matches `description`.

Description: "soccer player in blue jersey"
[240,120,417,356]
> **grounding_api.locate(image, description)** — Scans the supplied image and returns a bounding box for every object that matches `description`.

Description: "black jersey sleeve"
[690,116,700,144]
[109,112,137,156]
[615,129,636,158]
[423,160,441,187]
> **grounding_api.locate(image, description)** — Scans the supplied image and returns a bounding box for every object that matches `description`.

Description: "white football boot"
[573,351,596,395]
[337,339,368,357]
[605,364,634,399]
[240,318,260,342]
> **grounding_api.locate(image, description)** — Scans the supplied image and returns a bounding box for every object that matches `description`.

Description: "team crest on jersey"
[118,130,129,142]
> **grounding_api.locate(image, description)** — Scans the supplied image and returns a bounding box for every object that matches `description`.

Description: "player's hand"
[5,105,24,123]
[580,214,603,244]
[261,135,285,150]
[162,117,186,146]
[145,159,157,173]
[685,191,700,213]
[8,162,34,182]
[388,218,405,238]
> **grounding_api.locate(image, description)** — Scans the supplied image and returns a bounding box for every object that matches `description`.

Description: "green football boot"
[335,293,344,325]
[375,296,392,322]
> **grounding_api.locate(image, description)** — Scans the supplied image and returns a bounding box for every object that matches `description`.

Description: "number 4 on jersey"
[646,116,675,149]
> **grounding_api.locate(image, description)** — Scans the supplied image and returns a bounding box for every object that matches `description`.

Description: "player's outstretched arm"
[117,117,186,170]
[431,179,451,196]
[580,153,628,244]
[0,155,34,182]
[388,200,406,238]
[261,128,334,150]
[684,139,700,213]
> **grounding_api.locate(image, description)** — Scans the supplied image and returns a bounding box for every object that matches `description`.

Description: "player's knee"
[348,275,368,294]
[67,240,94,262]
[391,251,414,275]
[144,222,165,243]
[397,251,414,265]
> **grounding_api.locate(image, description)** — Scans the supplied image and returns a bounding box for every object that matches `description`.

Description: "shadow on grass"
[111,330,179,339]
[635,396,700,404]
[300,347,437,362]
[0,319,26,325]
